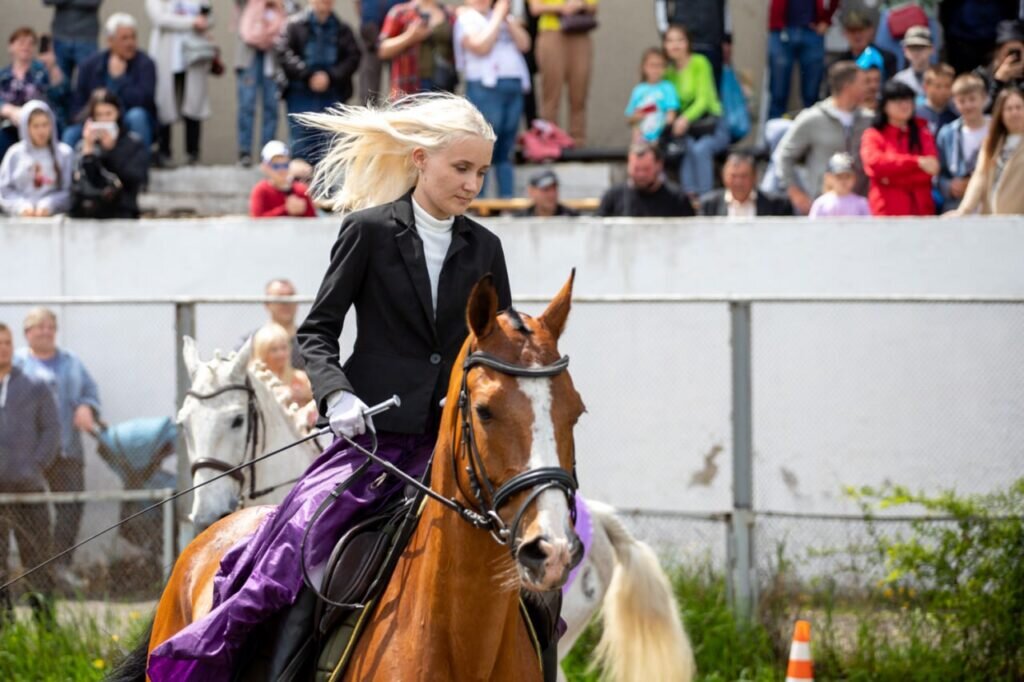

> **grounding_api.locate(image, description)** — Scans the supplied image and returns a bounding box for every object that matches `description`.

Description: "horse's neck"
[247,371,318,503]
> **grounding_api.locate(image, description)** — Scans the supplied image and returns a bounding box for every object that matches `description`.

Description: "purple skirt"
[147,432,434,680]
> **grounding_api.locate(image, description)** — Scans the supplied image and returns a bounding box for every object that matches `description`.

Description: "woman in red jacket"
[860,80,940,216]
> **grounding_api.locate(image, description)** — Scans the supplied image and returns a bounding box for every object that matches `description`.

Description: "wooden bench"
[469,197,601,217]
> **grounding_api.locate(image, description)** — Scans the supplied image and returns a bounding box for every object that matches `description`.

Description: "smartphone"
[1009,48,1023,63]
[91,121,118,135]
[200,4,212,15]
[39,34,51,53]
[417,9,431,22]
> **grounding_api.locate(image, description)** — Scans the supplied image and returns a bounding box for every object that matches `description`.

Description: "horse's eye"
[475,404,493,422]
[230,415,245,429]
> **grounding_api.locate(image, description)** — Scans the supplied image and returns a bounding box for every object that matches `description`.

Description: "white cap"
[260,140,290,164]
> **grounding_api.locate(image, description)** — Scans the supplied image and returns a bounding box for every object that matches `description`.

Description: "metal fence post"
[728,301,756,622]
[174,301,196,551]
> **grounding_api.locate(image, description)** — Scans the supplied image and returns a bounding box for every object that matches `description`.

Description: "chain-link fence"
[0,296,1021,616]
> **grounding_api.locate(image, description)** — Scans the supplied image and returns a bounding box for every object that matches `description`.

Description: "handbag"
[720,66,750,142]
[71,158,123,218]
[688,114,720,139]
[886,4,928,40]
[182,33,218,68]
[432,53,459,92]
[519,119,574,162]
[560,11,598,34]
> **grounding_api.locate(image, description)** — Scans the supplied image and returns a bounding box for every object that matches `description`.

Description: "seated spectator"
[655,0,728,86]
[1,27,66,161]
[0,101,72,217]
[64,14,157,156]
[856,49,884,112]
[625,47,678,144]
[0,321,59,620]
[916,64,957,137]
[765,0,836,119]
[250,140,317,218]
[378,0,458,98]
[953,87,1024,216]
[662,23,729,199]
[892,26,933,98]
[808,152,871,217]
[936,74,990,213]
[835,10,898,82]
[15,307,100,589]
[861,81,938,216]
[777,61,872,215]
[70,88,149,219]
[455,0,532,199]
[252,322,314,409]
[699,152,791,217]
[597,143,694,218]
[515,168,579,217]
[276,0,361,165]
[977,20,1024,114]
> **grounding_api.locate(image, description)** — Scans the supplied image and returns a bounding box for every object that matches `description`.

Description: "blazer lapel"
[392,195,438,337]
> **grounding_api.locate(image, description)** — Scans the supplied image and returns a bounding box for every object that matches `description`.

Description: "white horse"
[179,339,695,681]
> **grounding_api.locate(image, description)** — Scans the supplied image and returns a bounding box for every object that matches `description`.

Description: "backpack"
[886,3,928,40]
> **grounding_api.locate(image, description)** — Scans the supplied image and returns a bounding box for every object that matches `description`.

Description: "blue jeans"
[54,37,98,83]
[466,78,523,198]
[286,89,338,164]
[768,27,825,119]
[236,51,280,157]
[679,115,730,197]
[62,106,153,156]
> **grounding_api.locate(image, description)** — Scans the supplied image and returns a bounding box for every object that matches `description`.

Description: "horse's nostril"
[517,537,549,569]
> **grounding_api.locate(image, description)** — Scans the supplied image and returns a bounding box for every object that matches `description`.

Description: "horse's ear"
[540,269,575,340]
[466,274,499,340]
[182,336,201,379]
[232,337,254,375]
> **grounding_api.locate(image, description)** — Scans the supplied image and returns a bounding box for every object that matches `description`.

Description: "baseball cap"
[902,26,932,48]
[827,152,855,175]
[261,140,290,164]
[528,169,559,189]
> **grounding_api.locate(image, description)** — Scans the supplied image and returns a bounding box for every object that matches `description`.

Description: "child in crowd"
[249,140,317,218]
[916,64,957,136]
[808,152,870,218]
[936,74,991,212]
[0,100,72,216]
[892,26,934,98]
[625,48,679,144]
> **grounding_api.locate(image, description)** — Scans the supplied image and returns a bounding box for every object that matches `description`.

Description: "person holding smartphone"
[377,0,457,97]
[1,27,66,160]
[978,20,1024,113]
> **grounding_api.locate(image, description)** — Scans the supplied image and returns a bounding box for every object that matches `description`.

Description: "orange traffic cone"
[785,620,813,682]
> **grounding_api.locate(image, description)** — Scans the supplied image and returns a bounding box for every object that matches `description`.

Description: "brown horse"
[115,273,585,681]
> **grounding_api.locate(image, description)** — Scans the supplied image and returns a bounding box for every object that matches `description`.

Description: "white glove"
[326,390,374,438]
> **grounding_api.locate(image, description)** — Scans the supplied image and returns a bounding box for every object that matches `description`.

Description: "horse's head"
[450,272,585,592]
[179,337,258,532]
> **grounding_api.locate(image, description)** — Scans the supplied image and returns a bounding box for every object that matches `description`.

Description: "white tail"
[591,503,695,682]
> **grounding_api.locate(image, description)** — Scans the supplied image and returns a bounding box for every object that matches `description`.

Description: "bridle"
[186,377,298,502]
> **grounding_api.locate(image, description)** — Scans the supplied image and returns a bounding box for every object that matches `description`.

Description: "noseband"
[454,351,578,550]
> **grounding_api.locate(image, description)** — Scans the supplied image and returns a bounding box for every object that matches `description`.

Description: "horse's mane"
[249,360,313,435]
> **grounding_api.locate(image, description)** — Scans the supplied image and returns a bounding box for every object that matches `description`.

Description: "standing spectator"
[249,139,317,217]
[355,0,403,102]
[776,61,872,215]
[936,74,990,213]
[378,0,457,98]
[64,14,157,155]
[892,26,933,98]
[239,278,306,369]
[252,322,313,408]
[808,152,871,217]
[655,0,727,86]
[455,0,531,199]
[147,0,215,166]
[70,88,148,219]
[529,0,598,146]
[43,0,102,86]
[940,0,1020,77]
[276,0,361,164]
[952,87,1024,216]
[662,23,729,199]
[699,152,792,217]
[860,80,938,216]
[625,47,679,144]
[514,168,579,216]
[0,321,60,619]
[15,307,100,589]
[597,143,694,217]
[977,20,1024,113]
[1,28,66,161]
[835,11,898,83]
[0,101,73,216]
[915,64,957,136]
[766,0,837,119]
[234,0,293,167]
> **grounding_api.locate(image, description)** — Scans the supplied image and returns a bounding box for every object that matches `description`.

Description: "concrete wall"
[0,1,771,162]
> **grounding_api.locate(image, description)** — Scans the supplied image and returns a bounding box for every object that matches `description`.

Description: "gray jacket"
[775,98,872,200]
[0,366,61,489]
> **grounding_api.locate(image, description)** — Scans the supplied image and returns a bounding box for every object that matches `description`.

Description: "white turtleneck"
[411,196,454,315]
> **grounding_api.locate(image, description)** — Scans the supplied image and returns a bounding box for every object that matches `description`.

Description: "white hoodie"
[0,100,74,215]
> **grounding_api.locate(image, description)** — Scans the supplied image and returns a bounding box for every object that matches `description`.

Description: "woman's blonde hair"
[252,323,295,382]
[294,92,496,213]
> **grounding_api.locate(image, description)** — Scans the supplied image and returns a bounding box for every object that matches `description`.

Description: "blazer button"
[429,353,442,365]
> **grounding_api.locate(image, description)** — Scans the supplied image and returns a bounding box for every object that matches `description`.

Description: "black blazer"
[698,190,793,217]
[297,192,512,435]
